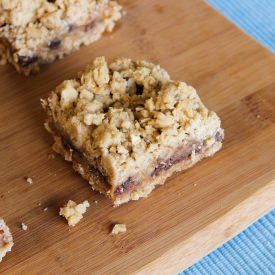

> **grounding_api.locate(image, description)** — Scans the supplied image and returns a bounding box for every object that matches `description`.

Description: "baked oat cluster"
[111,224,127,235]
[43,56,224,205]
[0,0,123,74]
[59,200,90,227]
[0,218,13,262]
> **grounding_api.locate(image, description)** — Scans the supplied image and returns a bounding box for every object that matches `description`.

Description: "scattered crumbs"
[93,200,98,204]
[193,183,197,187]
[43,207,48,212]
[25,177,33,184]
[256,114,261,119]
[47,153,56,160]
[37,202,42,206]
[21,223,28,231]
[59,200,90,227]
[111,224,127,235]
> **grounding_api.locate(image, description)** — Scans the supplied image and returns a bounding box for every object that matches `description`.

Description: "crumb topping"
[43,56,222,181]
[0,0,123,56]
[59,200,90,227]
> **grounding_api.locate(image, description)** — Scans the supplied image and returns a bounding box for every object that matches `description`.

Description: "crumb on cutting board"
[112,224,127,235]
[59,200,90,227]
[21,223,28,231]
[25,177,33,184]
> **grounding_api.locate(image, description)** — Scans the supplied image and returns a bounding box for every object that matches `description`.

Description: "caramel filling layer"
[60,136,205,198]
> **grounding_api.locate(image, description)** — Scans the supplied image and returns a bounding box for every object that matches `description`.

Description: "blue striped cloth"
[181,210,275,274]
[207,0,275,52]
[180,1,275,273]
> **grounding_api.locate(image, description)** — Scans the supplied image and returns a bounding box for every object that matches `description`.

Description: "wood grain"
[0,0,274,273]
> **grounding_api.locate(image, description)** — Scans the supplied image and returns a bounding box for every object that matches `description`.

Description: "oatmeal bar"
[60,200,90,226]
[0,0,123,75]
[42,57,224,206]
[0,218,13,262]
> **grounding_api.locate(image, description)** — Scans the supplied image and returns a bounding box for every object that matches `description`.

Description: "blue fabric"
[180,210,275,274]
[207,0,275,52]
[180,1,275,273]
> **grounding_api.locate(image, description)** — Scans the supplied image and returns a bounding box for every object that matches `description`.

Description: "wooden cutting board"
[0,0,274,273]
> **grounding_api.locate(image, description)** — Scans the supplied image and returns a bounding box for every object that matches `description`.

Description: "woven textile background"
[181,210,275,274]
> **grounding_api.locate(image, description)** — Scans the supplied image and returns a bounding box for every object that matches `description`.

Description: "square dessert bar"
[0,0,123,75]
[42,57,224,206]
[0,218,13,262]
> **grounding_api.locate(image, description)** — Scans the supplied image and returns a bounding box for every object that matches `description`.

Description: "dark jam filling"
[151,143,203,177]
[215,131,224,142]
[114,177,139,196]
[113,143,204,196]
[61,135,219,197]
[48,38,61,49]
[18,56,38,67]
[61,137,109,187]
[84,20,97,32]
[135,84,144,95]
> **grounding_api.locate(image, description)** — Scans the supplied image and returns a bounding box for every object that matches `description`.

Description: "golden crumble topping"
[43,57,222,170]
